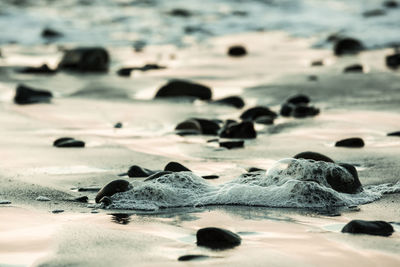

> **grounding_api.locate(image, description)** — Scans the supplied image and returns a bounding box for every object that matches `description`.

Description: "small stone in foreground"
[58,47,109,72]
[178,255,210,261]
[335,137,365,148]
[114,122,123,128]
[228,45,247,57]
[212,96,245,109]
[220,121,257,139]
[36,196,51,202]
[197,227,241,249]
[342,220,394,236]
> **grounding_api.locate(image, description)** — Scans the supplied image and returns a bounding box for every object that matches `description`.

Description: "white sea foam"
[109,159,400,211]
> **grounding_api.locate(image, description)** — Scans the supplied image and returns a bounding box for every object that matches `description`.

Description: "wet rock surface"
[342,220,394,236]
[14,84,52,105]
[335,138,365,148]
[155,80,212,100]
[58,47,110,72]
[196,227,241,249]
[95,179,132,203]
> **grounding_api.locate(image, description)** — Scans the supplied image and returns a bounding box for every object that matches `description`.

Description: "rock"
[54,138,85,148]
[14,84,52,105]
[191,118,220,135]
[155,80,212,100]
[127,165,155,178]
[114,122,123,128]
[293,151,335,163]
[36,196,51,201]
[387,131,400,136]
[144,171,173,182]
[334,38,364,56]
[240,106,277,121]
[0,200,11,204]
[133,40,146,52]
[178,255,210,261]
[196,227,241,249]
[78,187,101,192]
[212,96,245,109]
[219,121,257,139]
[99,196,112,206]
[384,0,398,8]
[58,47,110,72]
[335,137,365,148]
[287,94,310,105]
[228,45,247,57]
[41,28,63,38]
[344,64,363,73]
[219,140,244,149]
[326,163,362,194]
[247,167,266,173]
[386,53,400,69]
[95,179,132,203]
[175,119,202,135]
[164,162,191,172]
[18,64,57,74]
[73,196,88,203]
[342,220,394,236]
[202,175,219,179]
[254,116,274,125]
[52,209,64,214]
[292,105,320,118]
[362,9,386,17]
[117,64,166,76]
[168,8,192,17]
[311,60,324,66]
[280,103,293,117]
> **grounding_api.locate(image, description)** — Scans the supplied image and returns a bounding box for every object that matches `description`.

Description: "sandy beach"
[1,0,400,266]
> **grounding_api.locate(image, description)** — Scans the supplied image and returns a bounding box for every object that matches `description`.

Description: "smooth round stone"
[219,140,244,149]
[155,80,212,100]
[212,96,245,109]
[287,94,310,105]
[95,180,132,203]
[178,255,210,261]
[164,162,191,172]
[14,84,53,105]
[220,121,257,139]
[292,105,320,118]
[387,131,400,136]
[386,53,400,69]
[55,139,85,148]
[335,138,365,148]
[58,47,110,72]
[342,220,394,236]
[293,151,335,163]
[344,64,363,73]
[240,106,277,121]
[175,119,202,133]
[326,163,362,194]
[196,227,241,249]
[127,165,155,178]
[227,45,247,57]
[334,38,364,56]
[53,137,74,147]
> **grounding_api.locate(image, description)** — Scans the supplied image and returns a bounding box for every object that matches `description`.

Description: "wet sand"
[0,31,399,266]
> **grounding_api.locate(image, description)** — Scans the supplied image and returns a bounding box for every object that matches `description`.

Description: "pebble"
[344,64,363,73]
[155,80,212,100]
[335,137,365,148]
[54,139,85,148]
[73,196,88,203]
[219,140,244,149]
[14,84,53,105]
[127,165,155,178]
[342,220,394,236]
[52,209,64,214]
[293,151,335,163]
[36,196,51,201]
[17,64,57,74]
[42,28,63,38]
[196,227,241,249]
[362,9,386,17]
[240,106,277,121]
[95,179,132,203]
[227,45,247,57]
[387,131,400,136]
[219,121,257,139]
[386,53,400,69]
[202,175,219,180]
[58,47,110,72]
[384,0,398,8]
[0,200,11,204]
[114,122,123,128]
[334,38,364,56]
[164,162,191,172]
[211,96,245,109]
[178,255,210,261]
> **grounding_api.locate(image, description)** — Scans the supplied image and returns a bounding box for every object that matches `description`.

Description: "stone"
[292,105,320,118]
[114,122,123,128]
[335,137,365,148]
[247,167,266,173]
[240,106,277,121]
[254,116,274,125]
[212,96,245,108]
[228,45,247,57]
[326,163,362,194]
[53,137,74,147]
[18,64,57,74]
[127,165,155,178]
[344,64,363,73]
[287,94,310,105]
[387,131,400,136]
[155,80,212,100]
[168,8,192,17]
[175,119,202,135]
[164,162,191,172]
[386,53,400,69]
[311,60,323,66]
[52,209,64,214]
[41,28,63,38]
[202,175,219,179]
[384,0,398,8]
[36,196,51,201]
[196,227,241,249]
[342,220,394,236]
[0,200,11,204]
[58,47,110,72]
[293,151,335,163]
[334,38,364,56]
[95,179,132,203]
[99,196,112,206]
[117,64,166,76]
[78,187,101,192]
[219,140,244,149]
[219,121,257,139]
[280,103,293,117]
[73,196,88,203]
[14,84,52,105]
[178,255,210,261]
[308,75,318,81]
[190,118,220,135]
[362,9,386,17]
[54,138,85,148]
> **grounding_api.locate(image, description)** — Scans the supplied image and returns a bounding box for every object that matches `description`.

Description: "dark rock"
[175,119,202,135]
[202,175,219,179]
[155,80,212,100]
[164,162,191,172]
[117,64,166,76]
[292,105,320,118]
[240,106,277,121]
[335,137,365,148]
[280,103,293,117]
[344,64,363,73]
[228,45,247,57]
[191,118,220,135]
[384,0,398,8]
[54,139,85,148]
[114,122,123,128]
[287,94,310,105]
[212,96,245,109]
[387,131,400,136]
[41,28,63,38]
[386,53,400,69]
[53,137,74,147]
[247,167,266,172]
[52,209,64,214]
[99,196,112,206]
[127,165,155,178]
[77,187,100,192]
[196,227,241,249]
[342,220,394,236]
[178,255,210,261]
[73,196,88,203]
[144,171,173,182]
[95,179,132,203]
[311,60,323,66]
[18,64,57,74]
[254,116,274,125]
[293,151,335,163]
[168,8,192,17]
[334,38,364,56]
[362,9,386,17]
[308,75,318,81]
[219,140,244,149]
[339,163,362,190]
[220,121,257,139]
[14,84,52,105]
[58,47,109,72]
[326,163,362,194]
